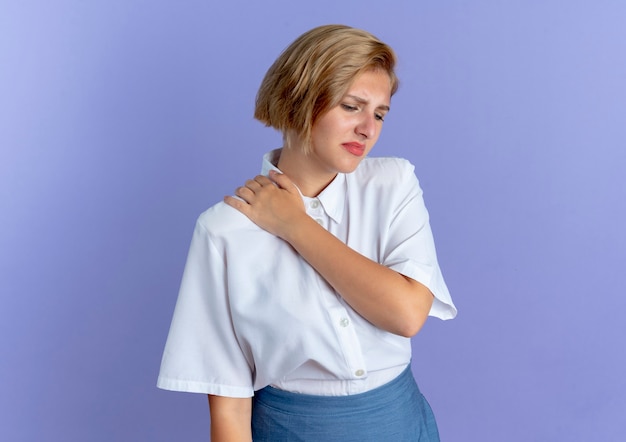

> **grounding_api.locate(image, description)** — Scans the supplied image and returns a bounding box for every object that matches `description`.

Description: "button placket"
[327,306,367,381]
[307,198,326,228]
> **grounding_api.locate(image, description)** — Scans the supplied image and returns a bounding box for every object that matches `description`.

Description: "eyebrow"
[346,94,390,112]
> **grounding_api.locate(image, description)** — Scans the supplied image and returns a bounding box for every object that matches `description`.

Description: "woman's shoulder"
[195,200,259,237]
[354,156,417,185]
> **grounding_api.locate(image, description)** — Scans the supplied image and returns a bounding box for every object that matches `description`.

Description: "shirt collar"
[260,148,346,224]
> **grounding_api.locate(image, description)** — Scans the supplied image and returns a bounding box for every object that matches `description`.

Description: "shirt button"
[315,218,324,225]
[310,200,320,209]
[355,369,365,377]
[339,318,350,327]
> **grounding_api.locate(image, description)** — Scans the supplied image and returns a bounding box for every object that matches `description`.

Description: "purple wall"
[2,1,625,440]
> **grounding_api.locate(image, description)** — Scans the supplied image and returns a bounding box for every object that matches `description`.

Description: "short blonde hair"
[254,24,398,153]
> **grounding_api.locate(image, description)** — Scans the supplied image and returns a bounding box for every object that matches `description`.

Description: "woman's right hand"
[224,170,306,240]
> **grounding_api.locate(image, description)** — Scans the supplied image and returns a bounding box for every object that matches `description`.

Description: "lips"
[342,142,366,156]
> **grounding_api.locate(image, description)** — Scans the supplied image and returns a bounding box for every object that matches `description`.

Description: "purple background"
[2,1,625,440]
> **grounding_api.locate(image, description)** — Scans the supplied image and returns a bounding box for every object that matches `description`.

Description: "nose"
[355,113,376,139]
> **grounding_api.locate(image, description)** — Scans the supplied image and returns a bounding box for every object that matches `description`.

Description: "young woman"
[158,24,457,441]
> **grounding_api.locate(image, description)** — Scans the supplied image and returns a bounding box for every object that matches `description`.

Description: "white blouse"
[157,149,456,397]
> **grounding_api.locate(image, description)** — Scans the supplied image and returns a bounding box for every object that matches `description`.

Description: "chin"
[336,158,364,174]
[340,166,359,174]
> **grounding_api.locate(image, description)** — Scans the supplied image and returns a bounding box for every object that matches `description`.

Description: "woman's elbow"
[394,284,433,337]
[394,312,429,338]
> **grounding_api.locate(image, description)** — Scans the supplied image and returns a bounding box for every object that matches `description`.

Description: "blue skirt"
[251,365,440,441]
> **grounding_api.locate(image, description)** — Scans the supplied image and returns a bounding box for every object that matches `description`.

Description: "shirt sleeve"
[157,217,254,397]
[382,160,457,320]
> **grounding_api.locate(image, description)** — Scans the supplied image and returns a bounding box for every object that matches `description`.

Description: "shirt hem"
[156,376,253,398]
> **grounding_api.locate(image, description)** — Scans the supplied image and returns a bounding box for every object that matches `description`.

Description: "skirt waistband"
[253,364,419,416]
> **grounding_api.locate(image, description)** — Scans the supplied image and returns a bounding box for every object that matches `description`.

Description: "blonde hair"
[254,24,398,153]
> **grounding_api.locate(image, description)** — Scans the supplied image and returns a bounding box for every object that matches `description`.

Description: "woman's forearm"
[208,395,252,442]
[283,214,433,337]
[225,172,433,337]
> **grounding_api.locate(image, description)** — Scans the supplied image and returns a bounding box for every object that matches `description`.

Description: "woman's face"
[308,69,392,176]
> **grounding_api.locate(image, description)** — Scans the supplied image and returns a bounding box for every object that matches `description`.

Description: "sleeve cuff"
[390,260,457,321]
[157,376,254,398]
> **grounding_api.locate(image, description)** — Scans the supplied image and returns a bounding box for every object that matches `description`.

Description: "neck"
[277,146,337,198]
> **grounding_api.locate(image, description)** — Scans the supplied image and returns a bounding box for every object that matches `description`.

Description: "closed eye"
[341,104,358,112]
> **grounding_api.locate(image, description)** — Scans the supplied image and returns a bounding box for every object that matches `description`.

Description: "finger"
[234,185,255,202]
[223,195,250,215]
[269,170,297,192]
[245,179,262,191]
[254,175,274,187]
